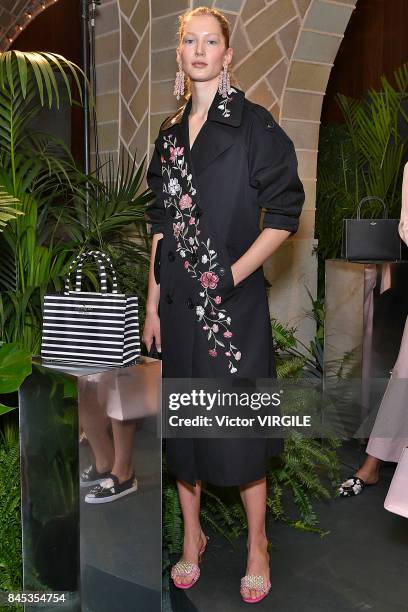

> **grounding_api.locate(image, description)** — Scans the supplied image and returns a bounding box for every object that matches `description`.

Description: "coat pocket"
[217,260,236,303]
[154,237,163,284]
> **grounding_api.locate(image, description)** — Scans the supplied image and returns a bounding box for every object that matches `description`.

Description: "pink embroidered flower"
[180,194,192,210]
[169,146,184,162]
[189,217,196,225]
[225,351,231,357]
[203,325,209,330]
[184,261,189,269]
[209,349,217,357]
[200,271,219,290]
[223,331,233,338]
[235,351,241,361]
[214,295,221,304]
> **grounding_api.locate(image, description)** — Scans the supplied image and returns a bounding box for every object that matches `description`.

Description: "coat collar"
[160,86,245,131]
[160,86,245,178]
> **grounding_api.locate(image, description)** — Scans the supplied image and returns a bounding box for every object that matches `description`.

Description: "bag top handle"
[357,196,388,220]
[64,250,119,295]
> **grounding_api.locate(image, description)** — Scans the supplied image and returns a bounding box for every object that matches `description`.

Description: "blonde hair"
[176,6,241,100]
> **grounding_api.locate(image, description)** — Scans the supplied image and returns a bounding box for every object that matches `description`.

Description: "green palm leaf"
[0,51,92,111]
[0,187,22,230]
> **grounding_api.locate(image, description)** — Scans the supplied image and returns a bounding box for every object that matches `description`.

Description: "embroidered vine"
[161,129,241,374]
[217,86,237,117]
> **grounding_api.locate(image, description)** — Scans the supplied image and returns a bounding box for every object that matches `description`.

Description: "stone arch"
[281,0,357,242]
[271,0,357,342]
[0,0,59,51]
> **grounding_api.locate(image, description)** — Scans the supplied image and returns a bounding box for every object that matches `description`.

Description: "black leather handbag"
[341,196,402,262]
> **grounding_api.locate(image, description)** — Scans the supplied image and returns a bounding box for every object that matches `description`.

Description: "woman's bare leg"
[110,418,137,483]
[355,454,381,484]
[239,477,270,601]
[175,479,207,586]
[79,380,114,473]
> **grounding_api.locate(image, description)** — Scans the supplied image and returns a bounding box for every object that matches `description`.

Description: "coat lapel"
[189,122,235,177]
[163,86,245,178]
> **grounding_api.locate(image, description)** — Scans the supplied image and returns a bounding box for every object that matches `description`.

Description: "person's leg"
[110,418,137,483]
[79,379,114,473]
[174,479,207,586]
[239,477,270,601]
[355,454,381,484]
[338,453,382,496]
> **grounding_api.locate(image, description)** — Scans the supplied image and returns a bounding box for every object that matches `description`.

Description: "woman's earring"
[174,61,185,101]
[218,62,230,98]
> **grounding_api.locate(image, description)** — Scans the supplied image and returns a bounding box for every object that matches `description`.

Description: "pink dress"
[366,163,408,462]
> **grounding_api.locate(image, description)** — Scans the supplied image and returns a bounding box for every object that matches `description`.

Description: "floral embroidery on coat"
[161,122,241,374]
[217,87,236,118]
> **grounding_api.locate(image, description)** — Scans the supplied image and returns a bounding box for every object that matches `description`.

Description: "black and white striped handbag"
[41,250,140,367]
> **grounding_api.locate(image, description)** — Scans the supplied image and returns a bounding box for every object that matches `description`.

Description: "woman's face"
[177,15,232,84]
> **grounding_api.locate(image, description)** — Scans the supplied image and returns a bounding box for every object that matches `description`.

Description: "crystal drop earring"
[218,62,230,98]
[173,61,185,101]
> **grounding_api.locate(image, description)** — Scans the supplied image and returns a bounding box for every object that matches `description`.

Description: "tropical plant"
[0,343,32,598]
[272,289,325,380]
[60,151,152,254]
[56,149,153,305]
[0,51,91,352]
[0,343,32,416]
[316,63,408,291]
[0,52,154,353]
[0,421,22,594]
[0,189,22,230]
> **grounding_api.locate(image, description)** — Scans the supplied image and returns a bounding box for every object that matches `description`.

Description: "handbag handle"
[64,250,119,295]
[357,196,388,220]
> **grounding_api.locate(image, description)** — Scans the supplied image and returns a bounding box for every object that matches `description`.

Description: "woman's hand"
[144,233,162,353]
[142,309,161,353]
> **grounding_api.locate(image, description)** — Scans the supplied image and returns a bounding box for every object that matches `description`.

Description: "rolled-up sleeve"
[248,109,305,234]
[145,140,165,235]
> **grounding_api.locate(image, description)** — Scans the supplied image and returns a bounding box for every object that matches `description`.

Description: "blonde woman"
[143,6,304,603]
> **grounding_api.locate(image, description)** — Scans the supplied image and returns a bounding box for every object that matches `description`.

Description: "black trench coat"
[145,86,305,487]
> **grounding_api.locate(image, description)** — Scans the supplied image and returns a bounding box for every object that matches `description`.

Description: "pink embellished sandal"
[240,574,271,604]
[170,533,209,589]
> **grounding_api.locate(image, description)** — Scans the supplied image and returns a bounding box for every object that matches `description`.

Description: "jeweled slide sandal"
[171,534,209,589]
[240,573,271,604]
[338,476,366,497]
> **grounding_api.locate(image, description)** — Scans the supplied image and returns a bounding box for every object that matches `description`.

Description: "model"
[143,6,305,604]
